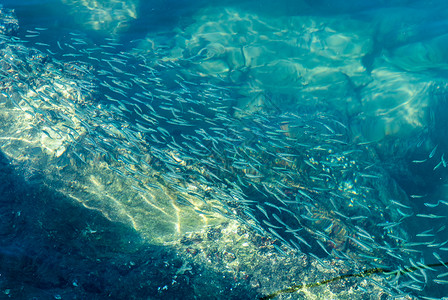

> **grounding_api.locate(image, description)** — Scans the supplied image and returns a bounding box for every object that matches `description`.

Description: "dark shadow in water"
[2,0,71,30]
[0,150,258,299]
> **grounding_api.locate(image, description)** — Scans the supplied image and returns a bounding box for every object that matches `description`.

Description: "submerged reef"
[0,3,448,299]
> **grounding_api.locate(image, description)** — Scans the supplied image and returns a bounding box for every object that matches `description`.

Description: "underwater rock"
[1,5,448,299]
[61,0,139,34]
[0,7,18,36]
[162,7,372,116]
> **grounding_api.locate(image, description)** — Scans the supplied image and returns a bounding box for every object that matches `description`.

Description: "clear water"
[1,0,448,299]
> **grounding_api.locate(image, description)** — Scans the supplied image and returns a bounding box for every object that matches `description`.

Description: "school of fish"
[1,4,448,299]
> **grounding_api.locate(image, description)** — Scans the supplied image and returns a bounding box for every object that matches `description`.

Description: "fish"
[2,16,441,299]
[424,200,448,208]
[416,214,446,219]
[433,279,448,284]
[429,144,438,158]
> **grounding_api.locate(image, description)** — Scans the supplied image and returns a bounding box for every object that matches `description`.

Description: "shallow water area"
[1,0,448,299]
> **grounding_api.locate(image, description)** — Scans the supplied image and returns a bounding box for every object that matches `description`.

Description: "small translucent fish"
[418,229,434,235]
[267,227,284,242]
[433,252,448,269]
[385,250,403,260]
[297,189,313,201]
[412,159,427,163]
[350,215,368,221]
[131,185,146,194]
[245,173,263,179]
[437,225,447,233]
[429,144,438,158]
[316,240,331,255]
[424,200,448,208]
[416,233,435,238]
[357,140,376,145]
[35,42,50,47]
[69,31,83,36]
[304,159,317,170]
[416,214,446,219]
[396,208,413,218]
[417,137,425,147]
[255,205,269,219]
[433,279,448,284]
[405,271,425,284]
[293,234,311,248]
[309,253,332,270]
[334,210,349,219]
[434,160,443,170]
[358,173,380,179]
[378,221,402,230]
[346,236,372,251]
[437,271,448,278]
[175,196,194,207]
[272,213,288,227]
[390,199,411,209]
[387,233,406,243]
[273,244,287,256]
[410,194,427,199]
[42,129,53,139]
[416,261,437,272]
[262,219,283,229]
[424,201,440,208]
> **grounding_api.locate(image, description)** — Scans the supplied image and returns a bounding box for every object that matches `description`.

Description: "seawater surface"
[1,0,448,299]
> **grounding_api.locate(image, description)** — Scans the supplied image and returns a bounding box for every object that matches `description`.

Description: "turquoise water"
[1,0,448,299]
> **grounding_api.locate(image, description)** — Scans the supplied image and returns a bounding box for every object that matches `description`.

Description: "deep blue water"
[1,0,448,299]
